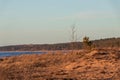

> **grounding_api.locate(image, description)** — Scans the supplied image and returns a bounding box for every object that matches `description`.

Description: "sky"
[0,0,120,46]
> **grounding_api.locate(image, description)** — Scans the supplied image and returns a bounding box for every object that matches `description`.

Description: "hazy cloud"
[51,11,120,21]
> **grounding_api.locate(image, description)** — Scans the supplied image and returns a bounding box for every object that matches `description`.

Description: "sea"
[0,51,46,58]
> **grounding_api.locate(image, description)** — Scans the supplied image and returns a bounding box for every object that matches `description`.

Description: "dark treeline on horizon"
[0,37,120,51]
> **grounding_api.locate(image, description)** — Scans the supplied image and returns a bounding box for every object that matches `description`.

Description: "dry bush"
[0,67,8,80]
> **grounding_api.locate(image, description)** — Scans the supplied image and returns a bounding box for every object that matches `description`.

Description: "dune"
[0,49,120,80]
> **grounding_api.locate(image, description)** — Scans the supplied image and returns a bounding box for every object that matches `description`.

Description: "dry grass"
[0,49,120,80]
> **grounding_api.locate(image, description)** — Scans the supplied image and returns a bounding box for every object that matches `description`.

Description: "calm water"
[0,51,46,58]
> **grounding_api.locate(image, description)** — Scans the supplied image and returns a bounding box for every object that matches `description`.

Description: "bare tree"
[71,24,77,42]
[70,24,77,53]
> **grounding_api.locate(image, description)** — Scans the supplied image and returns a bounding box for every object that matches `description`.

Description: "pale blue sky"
[0,0,120,46]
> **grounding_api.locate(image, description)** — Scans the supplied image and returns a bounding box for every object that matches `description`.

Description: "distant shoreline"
[0,37,119,51]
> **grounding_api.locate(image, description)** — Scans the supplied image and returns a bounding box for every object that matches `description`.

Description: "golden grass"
[0,49,120,80]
